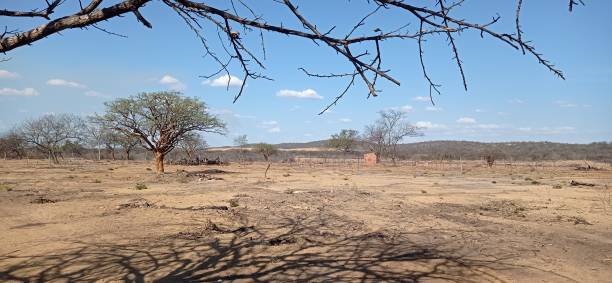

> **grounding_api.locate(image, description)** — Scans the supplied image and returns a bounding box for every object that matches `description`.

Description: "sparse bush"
[93,179,102,183]
[228,198,239,207]
[0,184,12,192]
[134,183,148,190]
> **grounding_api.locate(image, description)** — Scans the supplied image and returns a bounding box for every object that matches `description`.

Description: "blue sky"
[1,1,610,146]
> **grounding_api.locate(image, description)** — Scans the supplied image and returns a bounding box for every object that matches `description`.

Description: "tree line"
[0,91,225,173]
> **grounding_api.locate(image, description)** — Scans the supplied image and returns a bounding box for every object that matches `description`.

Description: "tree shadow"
[0,213,572,282]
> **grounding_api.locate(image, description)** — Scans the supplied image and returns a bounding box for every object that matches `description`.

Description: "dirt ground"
[0,159,611,282]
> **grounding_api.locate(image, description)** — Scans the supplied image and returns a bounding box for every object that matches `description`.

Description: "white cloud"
[204,74,243,87]
[259,120,281,133]
[234,113,255,119]
[159,75,185,91]
[456,117,476,124]
[0,87,39,96]
[0,70,19,79]
[425,106,442,112]
[554,100,577,108]
[413,96,430,102]
[47,79,86,88]
[475,109,486,113]
[267,127,281,133]
[476,124,501,129]
[415,121,446,129]
[262,120,278,126]
[388,105,413,112]
[508,99,524,104]
[209,108,254,120]
[276,89,322,99]
[84,90,107,97]
[339,118,352,123]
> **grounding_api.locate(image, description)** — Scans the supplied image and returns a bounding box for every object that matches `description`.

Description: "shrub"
[0,184,12,192]
[134,183,148,190]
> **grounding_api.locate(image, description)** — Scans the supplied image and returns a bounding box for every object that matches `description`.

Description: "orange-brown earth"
[0,159,611,282]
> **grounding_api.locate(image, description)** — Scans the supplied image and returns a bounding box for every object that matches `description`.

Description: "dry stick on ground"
[1,0,578,111]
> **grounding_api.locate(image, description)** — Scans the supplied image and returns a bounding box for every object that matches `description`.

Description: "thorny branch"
[0,0,581,113]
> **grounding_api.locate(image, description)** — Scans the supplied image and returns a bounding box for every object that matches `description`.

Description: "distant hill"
[277,140,611,161]
[209,140,612,161]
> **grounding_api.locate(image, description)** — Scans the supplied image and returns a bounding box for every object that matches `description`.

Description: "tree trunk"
[265,162,271,178]
[154,151,165,173]
[125,149,131,160]
[51,151,60,164]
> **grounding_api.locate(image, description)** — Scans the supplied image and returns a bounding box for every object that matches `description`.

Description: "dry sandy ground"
[0,159,611,282]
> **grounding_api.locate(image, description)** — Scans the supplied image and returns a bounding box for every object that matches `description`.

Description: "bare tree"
[118,134,140,160]
[0,1,580,112]
[233,134,248,162]
[101,129,122,160]
[19,114,85,164]
[0,130,27,159]
[86,117,105,161]
[363,110,421,164]
[97,91,225,173]
[253,143,277,178]
[178,132,208,160]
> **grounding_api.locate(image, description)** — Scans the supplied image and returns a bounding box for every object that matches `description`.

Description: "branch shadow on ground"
[0,212,563,282]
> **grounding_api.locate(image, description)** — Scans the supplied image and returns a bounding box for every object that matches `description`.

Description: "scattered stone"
[30,196,55,204]
[570,180,595,187]
[568,216,592,225]
[203,205,229,210]
[117,198,155,209]
[268,236,296,246]
[480,200,527,218]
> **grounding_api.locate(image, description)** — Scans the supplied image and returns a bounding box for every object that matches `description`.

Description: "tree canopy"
[97,91,225,172]
[329,129,360,152]
[253,143,278,161]
[19,114,85,164]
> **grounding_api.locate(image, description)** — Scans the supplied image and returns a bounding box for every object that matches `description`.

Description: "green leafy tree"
[328,129,359,152]
[98,91,225,173]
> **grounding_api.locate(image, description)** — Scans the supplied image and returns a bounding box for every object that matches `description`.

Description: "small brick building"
[363,152,378,165]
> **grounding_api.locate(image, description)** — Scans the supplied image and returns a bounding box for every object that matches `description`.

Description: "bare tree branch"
[0,0,581,111]
[0,0,63,20]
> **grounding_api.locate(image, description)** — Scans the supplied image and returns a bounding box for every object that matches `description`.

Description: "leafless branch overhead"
[0,0,581,113]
